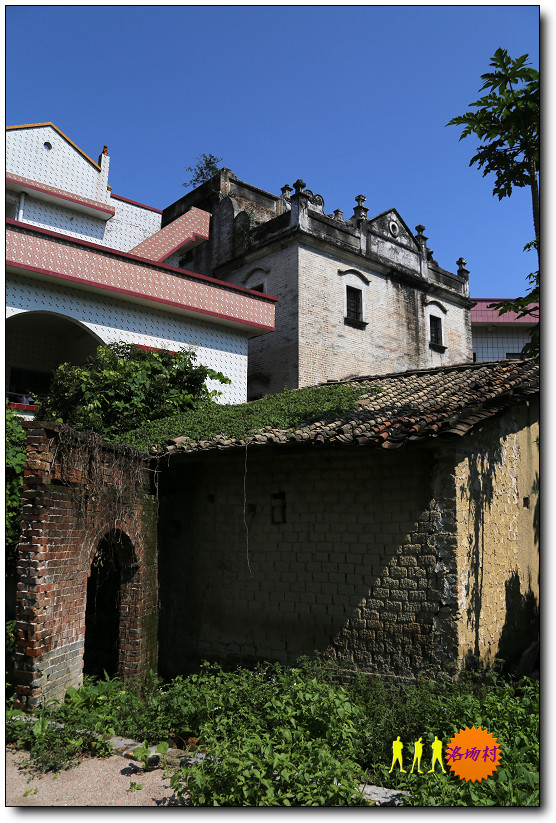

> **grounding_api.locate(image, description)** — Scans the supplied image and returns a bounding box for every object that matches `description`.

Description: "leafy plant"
[5,404,26,574]
[122,382,380,450]
[129,782,143,792]
[447,48,539,357]
[7,661,539,805]
[36,343,231,441]
[132,740,153,770]
[171,732,368,806]
[447,48,539,239]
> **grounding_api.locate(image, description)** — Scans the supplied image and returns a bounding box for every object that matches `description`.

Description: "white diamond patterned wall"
[7,274,248,403]
[6,126,102,201]
[104,197,162,252]
[21,194,163,252]
[23,195,107,244]
[7,126,163,253]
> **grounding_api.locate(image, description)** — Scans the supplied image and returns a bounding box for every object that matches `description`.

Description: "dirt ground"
[5,747,184,807]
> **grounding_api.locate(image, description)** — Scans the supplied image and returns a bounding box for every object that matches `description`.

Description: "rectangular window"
[346,286,363,321]
[429,315,442,345]
[506,352,524,360]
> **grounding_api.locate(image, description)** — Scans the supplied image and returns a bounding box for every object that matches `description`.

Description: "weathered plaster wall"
[14,423,158,710]
[217,245,300,397]
[297,245,471,387]
[157,445,459,679]
[451,400,539,667]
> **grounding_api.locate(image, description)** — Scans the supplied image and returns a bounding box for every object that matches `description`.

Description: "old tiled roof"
[161,359,539,455]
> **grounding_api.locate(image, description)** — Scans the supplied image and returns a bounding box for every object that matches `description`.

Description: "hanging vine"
[50,425,150,533]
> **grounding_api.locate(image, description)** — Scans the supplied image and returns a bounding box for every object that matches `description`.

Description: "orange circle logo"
[446,726,501,782]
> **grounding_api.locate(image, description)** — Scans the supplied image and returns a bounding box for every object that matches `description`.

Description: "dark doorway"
[83,531,135,679]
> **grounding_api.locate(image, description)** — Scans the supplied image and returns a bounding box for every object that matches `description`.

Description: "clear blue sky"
[6,5,539,298]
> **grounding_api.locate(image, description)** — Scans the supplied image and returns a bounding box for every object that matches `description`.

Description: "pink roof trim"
[5,218,277,302]
[6,173,115,216]
[110,193,163,213]
[471,298,539,324]
[130,207,211,262]
[6,259,276,334]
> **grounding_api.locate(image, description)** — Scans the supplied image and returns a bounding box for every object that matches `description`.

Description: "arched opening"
[83,530,137,679]
[5,311,102,404]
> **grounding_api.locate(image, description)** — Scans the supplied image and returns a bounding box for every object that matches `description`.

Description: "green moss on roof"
[120,383,379,451]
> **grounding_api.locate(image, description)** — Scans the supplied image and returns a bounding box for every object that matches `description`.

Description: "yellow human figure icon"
[411,737,424,773]
[428,736,447,773]
[389,736,406,773]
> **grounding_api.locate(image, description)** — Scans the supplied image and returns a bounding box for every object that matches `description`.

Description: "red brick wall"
[14,423,157,710]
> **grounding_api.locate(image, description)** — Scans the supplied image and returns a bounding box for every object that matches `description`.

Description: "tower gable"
[367,208,419,252]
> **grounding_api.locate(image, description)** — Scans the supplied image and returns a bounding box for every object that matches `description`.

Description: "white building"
[6,123,276,412]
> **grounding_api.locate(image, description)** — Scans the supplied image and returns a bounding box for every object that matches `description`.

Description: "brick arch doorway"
[83,529,138,679]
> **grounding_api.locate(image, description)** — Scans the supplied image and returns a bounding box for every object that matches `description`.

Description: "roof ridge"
[151,360,539,457]
[319,358,536,386]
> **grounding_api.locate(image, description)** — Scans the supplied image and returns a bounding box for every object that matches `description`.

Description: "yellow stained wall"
[453,400,539,666]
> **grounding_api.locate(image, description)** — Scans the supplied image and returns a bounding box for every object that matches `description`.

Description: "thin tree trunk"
[529,156,540,257]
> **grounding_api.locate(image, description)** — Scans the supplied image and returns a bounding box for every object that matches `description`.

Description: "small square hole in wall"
[271,492,286,524]
[523,496,530,509]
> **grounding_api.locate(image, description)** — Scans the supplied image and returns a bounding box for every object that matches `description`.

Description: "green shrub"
[8,661,539,805]
[171,732,368,806]
[6,705,114,773]
[36,343,230,441]
[5,405,26,575]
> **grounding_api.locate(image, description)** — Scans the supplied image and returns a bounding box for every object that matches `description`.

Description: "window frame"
[344,284,367,329]
[428,314,446,351]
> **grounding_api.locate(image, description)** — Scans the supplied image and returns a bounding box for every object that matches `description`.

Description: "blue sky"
[6,5,539,298]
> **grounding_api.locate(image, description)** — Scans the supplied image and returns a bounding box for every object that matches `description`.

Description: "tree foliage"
[36,343,231,441]
[184,152,223,189]
[447,48,539,242]
[447,48,539,357]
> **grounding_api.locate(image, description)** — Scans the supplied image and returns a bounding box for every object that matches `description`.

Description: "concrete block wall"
[223,238,472,394]
[14,424,158,710]
[157,445,459,678]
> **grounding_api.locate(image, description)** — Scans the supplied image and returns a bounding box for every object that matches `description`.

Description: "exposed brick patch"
[14,423,157,710]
